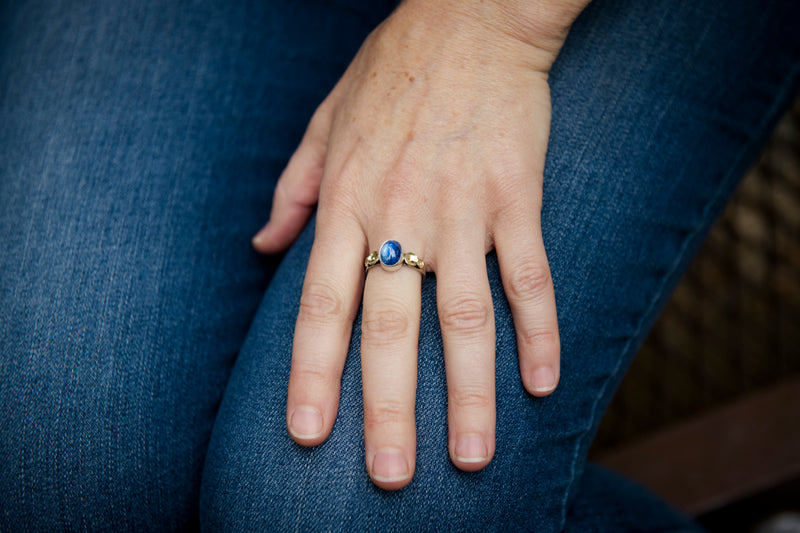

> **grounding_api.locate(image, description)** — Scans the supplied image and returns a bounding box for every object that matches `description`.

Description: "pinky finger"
[494,216,560,397]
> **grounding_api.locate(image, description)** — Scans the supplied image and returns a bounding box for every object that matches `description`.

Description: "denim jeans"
[1,0,798,531]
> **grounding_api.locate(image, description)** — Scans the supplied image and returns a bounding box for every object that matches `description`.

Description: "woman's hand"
[252,0,588,490]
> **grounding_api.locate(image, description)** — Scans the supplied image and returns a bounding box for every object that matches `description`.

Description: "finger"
[253,103,332,254]
[436,224,496,471]
[360,239,423,490]
[494,208,560,397]
[286,214,365,446]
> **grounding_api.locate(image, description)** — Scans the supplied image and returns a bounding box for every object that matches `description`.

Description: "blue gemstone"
[379,240,402,267]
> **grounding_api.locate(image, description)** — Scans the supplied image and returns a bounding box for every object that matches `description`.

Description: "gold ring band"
[364,240,425,278]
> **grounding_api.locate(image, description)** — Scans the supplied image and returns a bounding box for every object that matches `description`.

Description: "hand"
[253,0,587,490]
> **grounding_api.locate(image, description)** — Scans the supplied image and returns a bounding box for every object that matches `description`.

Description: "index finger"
[286,215,365,445]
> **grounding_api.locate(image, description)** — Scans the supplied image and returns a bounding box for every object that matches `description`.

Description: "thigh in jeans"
[0,0,392,529]
[201,0,800,531]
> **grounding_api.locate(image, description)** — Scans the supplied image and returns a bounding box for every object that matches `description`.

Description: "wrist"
[486,0,590,51]
[398,0,590,71]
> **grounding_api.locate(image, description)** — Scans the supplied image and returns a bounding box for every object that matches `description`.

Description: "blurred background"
[589,95,800,532]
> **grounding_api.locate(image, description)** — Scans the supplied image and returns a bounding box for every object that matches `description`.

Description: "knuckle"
[449,387,492,411]
[439,295,491,335]
[379,157,423,209]
[362,306,410,344]
[364,400,413,430]
[505,262,552,303]
[297,282,345,327]
[519,327,560,355]
[488,163,533,206]
[437,166,471,195]
[273,176,290,201]
[490,161,525,190]
[291,360,335,387]
[381,175,418,207]
[317,190,358,225]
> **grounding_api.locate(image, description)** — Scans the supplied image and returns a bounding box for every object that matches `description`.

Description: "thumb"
[252,102,332,254]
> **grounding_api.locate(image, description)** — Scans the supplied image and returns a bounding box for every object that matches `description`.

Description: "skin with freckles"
[252,0,590,490]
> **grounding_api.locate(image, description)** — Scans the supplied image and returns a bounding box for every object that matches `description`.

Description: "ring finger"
[360,237,424,490]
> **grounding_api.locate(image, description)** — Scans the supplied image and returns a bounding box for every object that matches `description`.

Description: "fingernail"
[455,433,488,463]
[289,406,323,439]
[371,449,410,483]
[252,232,266,246]
[531,367,556,392]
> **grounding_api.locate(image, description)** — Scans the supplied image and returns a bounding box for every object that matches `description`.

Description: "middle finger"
[435,222,496,471]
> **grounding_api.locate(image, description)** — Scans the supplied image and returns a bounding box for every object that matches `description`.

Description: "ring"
[364,240,425,278]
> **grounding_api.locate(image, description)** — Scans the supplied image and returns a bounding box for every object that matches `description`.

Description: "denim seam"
[557,58,800,529]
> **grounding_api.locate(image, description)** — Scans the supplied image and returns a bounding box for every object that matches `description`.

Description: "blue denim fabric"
[0,0,798,531]
[0,0,393,529]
